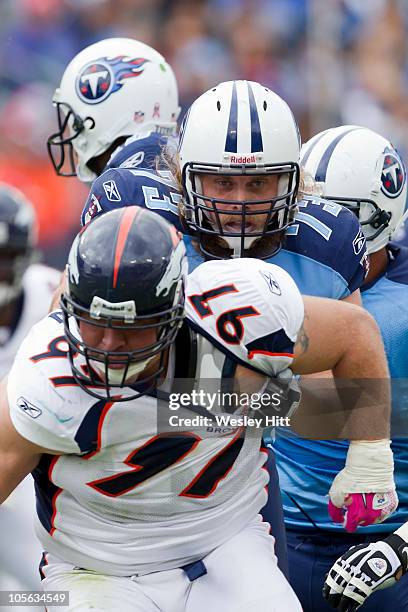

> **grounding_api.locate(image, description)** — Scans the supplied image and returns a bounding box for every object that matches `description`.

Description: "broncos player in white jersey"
[0,184,60,594]
[0,206,395,611]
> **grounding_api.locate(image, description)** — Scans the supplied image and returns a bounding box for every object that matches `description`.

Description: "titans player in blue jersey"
[80,82,398,584]
[272,125,408,611]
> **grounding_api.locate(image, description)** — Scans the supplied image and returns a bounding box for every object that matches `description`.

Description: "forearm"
[293,299,390,440]
[332,313,390,440]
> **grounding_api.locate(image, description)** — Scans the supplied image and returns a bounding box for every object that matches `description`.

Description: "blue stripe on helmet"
[225,81,238,153]
[300,129,330,167]
[314,127,360,182]
[248,82,263,153]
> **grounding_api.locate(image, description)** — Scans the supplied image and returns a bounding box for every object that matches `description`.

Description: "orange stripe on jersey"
[247,350,294,360]
[48,456,63,537]
[113,207,142,288]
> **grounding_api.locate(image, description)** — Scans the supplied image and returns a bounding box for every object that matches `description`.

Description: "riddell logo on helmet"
[229,154,256,164]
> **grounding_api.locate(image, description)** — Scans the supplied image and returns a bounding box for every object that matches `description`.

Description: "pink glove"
[328,491,398,533]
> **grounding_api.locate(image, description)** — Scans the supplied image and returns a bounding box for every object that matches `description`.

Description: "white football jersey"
[0,263,60,377]
[7,258,303,577]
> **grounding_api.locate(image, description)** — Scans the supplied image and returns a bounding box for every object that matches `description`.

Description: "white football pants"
[41,517,301,612]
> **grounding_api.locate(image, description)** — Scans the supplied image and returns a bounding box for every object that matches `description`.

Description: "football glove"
[323,533,408,610]
[328,440,397,532]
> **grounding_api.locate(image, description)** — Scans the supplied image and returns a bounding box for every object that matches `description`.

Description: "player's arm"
[291,296,396,533]
[292,295,388,383]
[0,379,59,505]
[342,289,362,306]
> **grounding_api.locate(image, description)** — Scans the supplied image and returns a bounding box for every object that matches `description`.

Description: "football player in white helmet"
[294,126,408,611]
[0,184,61,597]
[0,206,395,612]
[47,37,180,183]
[178,80,300,260]
[176,81,397,547]
[301,125,408,255]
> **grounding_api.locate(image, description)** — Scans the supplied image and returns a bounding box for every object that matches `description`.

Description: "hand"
[323,534,408,610]
[328,491,398,533]
[328,440,397,532]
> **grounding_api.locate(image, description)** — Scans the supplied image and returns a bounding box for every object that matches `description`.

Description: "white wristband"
[329,439,395,507]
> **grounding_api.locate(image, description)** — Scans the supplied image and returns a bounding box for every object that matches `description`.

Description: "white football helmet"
[301,126,408,253]
[47,37,180,183]
[178,80,301,259]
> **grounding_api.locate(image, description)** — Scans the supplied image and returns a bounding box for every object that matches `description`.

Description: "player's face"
[79,318,160,384]
[200,174,279,232]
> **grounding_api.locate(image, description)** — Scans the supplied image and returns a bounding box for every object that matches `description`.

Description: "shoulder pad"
[285,196,367,289]
[186,258,303,376]
[81,167,183,230]
[106,132,170,171]
[7,315,81,453]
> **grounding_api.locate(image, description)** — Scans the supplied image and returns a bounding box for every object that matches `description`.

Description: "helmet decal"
[225,81,238,153]
[381,147,406,199]
[314,127,360,182]
[113,207,142,288]
[76,56,150,105]
[247,81,263,153]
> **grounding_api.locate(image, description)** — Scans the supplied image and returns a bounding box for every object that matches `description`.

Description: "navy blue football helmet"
[61,206,187,400]
[0,183,37,307]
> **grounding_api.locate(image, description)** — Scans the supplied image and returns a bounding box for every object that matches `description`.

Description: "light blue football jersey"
[82,169,367,299]
[274,243,408,533]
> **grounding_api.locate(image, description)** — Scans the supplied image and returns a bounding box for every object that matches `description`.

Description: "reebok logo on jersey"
[367,557,388,577]
[260,270,281,295]
[17,396,42,419]
[103,180,121,202]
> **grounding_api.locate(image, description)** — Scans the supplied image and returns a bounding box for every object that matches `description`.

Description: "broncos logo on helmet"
[76,56,150,105]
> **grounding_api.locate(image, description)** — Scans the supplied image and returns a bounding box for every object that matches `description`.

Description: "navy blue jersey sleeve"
[81,167,184,230]
[285,196,368,294]
[106,132,171,171]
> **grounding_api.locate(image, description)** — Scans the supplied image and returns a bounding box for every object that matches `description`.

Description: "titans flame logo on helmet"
[381,147,406,199]
[76,56,150,105]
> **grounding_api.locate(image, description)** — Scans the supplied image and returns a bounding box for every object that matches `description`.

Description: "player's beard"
[199,225,284,260]
[209,210,268,234]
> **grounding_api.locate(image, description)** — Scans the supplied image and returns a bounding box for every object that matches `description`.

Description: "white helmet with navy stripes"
[178,80,301,259]
[301,125,408,253]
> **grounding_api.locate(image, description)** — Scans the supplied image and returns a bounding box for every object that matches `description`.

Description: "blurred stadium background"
[0,0,407,268]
